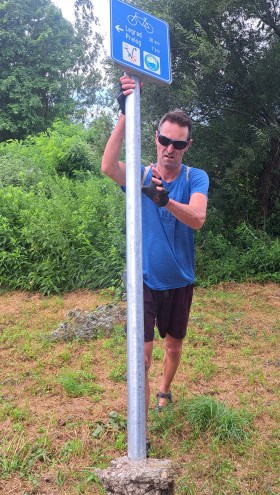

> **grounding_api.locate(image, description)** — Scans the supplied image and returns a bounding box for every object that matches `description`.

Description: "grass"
[1,432,54,479]
[59,370,104,398]
[181,395,252,440]
[0,283,279,494]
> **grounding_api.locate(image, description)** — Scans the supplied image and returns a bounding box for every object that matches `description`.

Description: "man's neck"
[156,163,182,183]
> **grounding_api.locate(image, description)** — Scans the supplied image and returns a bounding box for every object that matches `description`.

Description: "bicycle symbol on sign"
[127,12,154,34]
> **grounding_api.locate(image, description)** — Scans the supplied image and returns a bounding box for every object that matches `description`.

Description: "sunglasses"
[157,132,189,150]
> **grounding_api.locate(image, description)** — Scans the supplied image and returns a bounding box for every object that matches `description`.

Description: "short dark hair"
[158,109,193,138]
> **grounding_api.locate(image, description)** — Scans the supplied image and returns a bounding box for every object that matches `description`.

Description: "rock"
[95,456,175,494]
[49,304,126,342]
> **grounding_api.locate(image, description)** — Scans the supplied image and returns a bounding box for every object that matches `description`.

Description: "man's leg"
[158,333,183,408]
[144,341,153,419]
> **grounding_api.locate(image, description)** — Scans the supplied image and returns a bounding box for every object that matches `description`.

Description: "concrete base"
[96,456,174,494]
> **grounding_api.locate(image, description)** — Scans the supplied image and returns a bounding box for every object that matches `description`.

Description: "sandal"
[156,391,172,412]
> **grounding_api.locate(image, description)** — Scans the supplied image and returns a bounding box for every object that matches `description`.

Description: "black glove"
[117,83,126,115]
[142,179,169,207]
[116,82,143,115]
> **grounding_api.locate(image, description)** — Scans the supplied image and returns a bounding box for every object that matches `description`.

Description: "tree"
[73,0,104,116]
[179,0,280,231]
[0,0,103,141]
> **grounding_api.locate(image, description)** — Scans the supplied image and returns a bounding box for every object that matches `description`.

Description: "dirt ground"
[0,283,279,494]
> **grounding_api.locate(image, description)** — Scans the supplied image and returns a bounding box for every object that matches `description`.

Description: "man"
[101,73,209,449]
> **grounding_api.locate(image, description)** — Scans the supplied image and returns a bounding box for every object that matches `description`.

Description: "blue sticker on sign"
[144,53,160,73]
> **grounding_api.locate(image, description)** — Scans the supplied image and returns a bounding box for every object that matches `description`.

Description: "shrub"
[196,220,280,285]
[0,176,125,294]
[1,120,278,294]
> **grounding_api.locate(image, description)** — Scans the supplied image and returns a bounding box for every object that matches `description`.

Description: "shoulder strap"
[142,165,190,185]
[141,165,151,186]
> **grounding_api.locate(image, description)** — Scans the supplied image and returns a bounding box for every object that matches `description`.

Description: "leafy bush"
[0,116,113,181]
[0,120,278,294]
[0,175,125,294]
[0,117,127,294]
[196,219,280,285]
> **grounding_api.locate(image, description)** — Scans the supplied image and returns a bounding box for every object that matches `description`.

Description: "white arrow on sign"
[115,24,124,32]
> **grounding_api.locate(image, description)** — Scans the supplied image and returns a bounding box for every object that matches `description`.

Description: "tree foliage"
[0,117,279,294]
[0,0,103,141]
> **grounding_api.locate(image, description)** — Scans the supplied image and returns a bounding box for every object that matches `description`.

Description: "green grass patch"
[149,395,252,443]
[59,370,103,398]
[0,433,54,479]
[108,363,127,383]
[182,395,252,440]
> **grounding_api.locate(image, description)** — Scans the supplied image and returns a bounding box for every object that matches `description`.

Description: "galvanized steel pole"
[125,75,146,460]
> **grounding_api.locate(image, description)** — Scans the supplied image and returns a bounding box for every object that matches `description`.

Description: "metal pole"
[125,75,146,460]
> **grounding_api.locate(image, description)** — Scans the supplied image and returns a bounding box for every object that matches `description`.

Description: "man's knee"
[165,338,183,359]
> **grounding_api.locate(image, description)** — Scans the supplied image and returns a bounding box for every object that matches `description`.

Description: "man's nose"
[167,143,175,151]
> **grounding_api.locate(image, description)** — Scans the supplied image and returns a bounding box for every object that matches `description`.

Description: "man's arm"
[166,193,208,230]
[101,113,126,186]
[150,166,208,230]
[101,74,142,186]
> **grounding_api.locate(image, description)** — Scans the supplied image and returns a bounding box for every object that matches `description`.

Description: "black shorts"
[143,283,193,342]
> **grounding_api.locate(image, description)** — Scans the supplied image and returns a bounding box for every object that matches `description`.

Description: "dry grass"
[0,283,279,494]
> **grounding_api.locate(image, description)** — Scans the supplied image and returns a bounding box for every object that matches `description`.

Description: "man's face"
[156,121,191,171]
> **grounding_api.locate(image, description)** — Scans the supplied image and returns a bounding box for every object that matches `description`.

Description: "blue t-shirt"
[122,164,209,290]
[141,164,209,290]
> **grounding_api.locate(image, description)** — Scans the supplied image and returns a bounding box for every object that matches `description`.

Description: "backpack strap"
[141,164,191,186]
[141,165,151,186]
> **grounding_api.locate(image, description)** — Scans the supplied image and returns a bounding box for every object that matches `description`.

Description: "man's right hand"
[116,74,143,114]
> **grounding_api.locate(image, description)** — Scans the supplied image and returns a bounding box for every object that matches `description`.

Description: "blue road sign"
[110,0,172,84]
